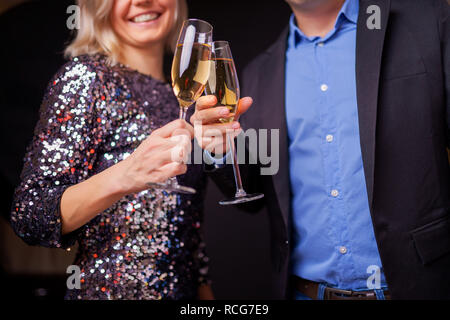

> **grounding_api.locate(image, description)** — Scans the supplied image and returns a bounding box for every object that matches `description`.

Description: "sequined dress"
[10,54,209,300]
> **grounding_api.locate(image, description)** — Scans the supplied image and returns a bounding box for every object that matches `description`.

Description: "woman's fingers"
[145,147,185,174]
[172,124,194,140]
[147,161,187,183]
[123,119,195,192]
[143,124,193,154]
[157,162,187,180]
[152,119,190,138]
[170,134,192,162]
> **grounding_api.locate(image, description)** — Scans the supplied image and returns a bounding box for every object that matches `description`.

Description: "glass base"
[219,193,264,205]
[146,181,196,195]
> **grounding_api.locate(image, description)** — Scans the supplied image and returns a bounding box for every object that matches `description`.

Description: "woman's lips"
[130,12,161,24]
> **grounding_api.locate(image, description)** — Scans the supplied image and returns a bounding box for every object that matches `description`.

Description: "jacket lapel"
[356,0,390,210]
[256,27,291,226]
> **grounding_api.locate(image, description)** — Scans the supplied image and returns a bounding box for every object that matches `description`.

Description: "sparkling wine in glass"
[147,19,213,194]
[205,41,264,205]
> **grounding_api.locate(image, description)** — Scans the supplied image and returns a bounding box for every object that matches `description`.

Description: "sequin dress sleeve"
[10,58,103,249]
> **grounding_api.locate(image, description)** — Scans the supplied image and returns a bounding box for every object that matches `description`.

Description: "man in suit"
[191,0,450,299]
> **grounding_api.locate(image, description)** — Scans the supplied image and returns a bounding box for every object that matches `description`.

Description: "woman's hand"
[190,95,253,156]
[61,119,193,235]
[117,119,194,194]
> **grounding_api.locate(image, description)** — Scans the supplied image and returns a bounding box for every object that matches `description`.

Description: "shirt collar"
[341,0,359,24]
[288,0,359,48]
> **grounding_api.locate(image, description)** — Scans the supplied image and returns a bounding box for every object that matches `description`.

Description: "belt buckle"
[326,287,379,300]
[325,287,354,299]
[354,291,376,299]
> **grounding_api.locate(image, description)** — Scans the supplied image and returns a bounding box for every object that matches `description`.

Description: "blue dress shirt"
[286,0,387,290]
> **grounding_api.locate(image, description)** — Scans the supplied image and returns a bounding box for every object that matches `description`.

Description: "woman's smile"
[112,0,176,48]
[128,10,163,27]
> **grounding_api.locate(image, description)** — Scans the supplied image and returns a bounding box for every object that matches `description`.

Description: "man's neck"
[290,0,346,38]
[119,43,165,81]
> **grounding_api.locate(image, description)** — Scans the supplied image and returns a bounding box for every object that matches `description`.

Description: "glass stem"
[227,134,247,198]
[179,107,189,120]
[170,105,190,187]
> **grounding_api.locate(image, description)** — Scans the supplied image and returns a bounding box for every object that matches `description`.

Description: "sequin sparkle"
[11,54,209,300]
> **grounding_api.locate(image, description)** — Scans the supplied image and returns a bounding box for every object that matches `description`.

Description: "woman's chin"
[124,38,166,51]
[128,34,167,49]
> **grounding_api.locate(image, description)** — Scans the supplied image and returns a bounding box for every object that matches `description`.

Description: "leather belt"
[292,276,391,300]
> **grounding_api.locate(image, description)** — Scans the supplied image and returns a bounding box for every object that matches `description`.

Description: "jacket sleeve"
[439,0,450,148]
[10,59,103,249]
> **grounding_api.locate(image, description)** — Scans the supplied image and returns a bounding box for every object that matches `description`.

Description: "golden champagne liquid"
[172,43,211,109]
[205,58,239,123]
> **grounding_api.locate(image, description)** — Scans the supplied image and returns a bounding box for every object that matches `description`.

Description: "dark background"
[0,0,291,299]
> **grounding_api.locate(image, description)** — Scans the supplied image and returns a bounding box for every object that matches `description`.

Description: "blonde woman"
[11,0,213,300]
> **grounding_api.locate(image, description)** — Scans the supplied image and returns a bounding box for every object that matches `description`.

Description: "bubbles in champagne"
[205,58,239,123]
[172,43,211,108]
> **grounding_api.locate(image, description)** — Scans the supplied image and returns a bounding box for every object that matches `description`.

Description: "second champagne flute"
[147,19,213,194]
[205,41,264,205]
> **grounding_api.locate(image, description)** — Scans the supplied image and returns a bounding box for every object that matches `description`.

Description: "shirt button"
[318,42,324,47]
[326,134,334,143]
[331,189,339,197]
[321,84,328,92]
[339,246,348,254]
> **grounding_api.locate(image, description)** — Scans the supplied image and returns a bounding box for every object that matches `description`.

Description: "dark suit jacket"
[215,0,450,299]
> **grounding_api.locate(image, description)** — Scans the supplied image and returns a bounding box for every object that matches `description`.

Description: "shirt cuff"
[203,149,232,167]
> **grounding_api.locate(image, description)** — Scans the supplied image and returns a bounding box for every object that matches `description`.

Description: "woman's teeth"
[132,13,160,23]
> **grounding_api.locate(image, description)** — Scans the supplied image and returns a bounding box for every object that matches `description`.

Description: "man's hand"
[190,95,253,155]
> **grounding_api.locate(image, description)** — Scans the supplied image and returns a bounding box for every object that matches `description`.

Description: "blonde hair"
[65,0,188,65]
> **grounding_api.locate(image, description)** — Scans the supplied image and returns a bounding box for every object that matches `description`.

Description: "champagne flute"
[205,41,264,205]
[147,19,213,194]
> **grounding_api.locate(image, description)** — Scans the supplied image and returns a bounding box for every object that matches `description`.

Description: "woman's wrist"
[106,159,134,197]
[61,161,130,235]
